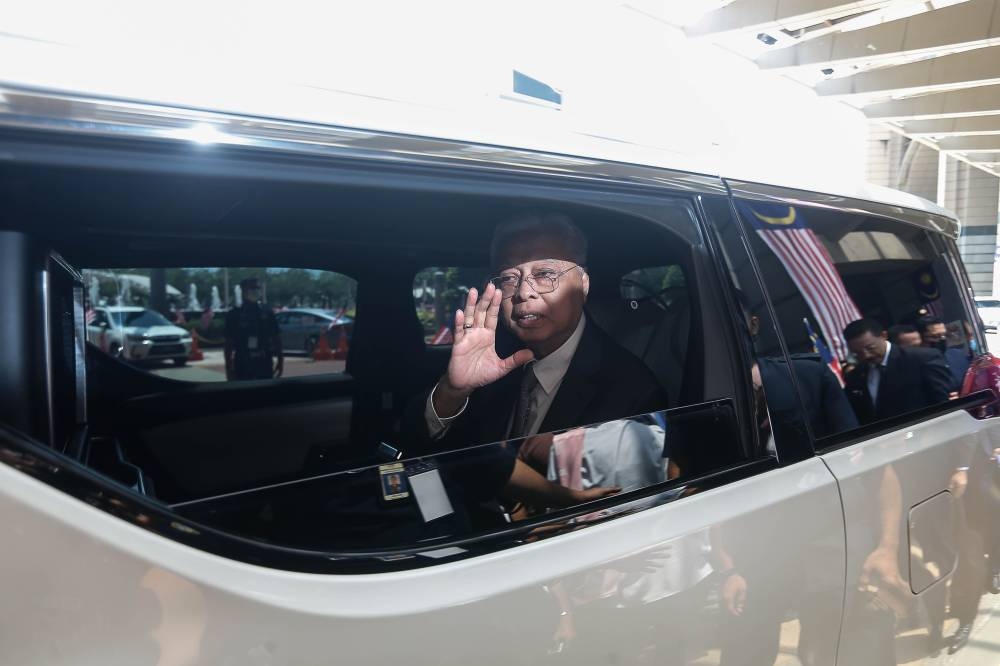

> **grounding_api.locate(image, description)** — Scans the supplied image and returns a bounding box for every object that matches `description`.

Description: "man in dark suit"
[756,355,858,444]
[397,212,666,519]
[917,315,972,391]
[843,318,952,425]
[412,211,666,455]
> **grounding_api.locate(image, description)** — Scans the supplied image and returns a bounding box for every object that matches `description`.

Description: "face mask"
[970,338,979,354]
[932,339,947,352]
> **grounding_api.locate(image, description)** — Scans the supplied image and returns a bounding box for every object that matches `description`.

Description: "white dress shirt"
[425,313,588,439]
[867,340,891,404]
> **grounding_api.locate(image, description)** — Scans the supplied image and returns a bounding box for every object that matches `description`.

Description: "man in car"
[224,277,284,381]
[887,324,921,348]
[843,318,952,425]
[918,315,971,390]
[418,211,667,452]
[400,211,665,519]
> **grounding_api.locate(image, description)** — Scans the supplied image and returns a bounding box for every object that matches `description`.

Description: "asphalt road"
[150,349,345,382]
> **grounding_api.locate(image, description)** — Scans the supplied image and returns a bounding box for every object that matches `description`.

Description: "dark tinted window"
[735,199,972,440]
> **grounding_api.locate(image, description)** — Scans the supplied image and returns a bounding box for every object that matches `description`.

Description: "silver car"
[275,308,354,354]
[975,296,1000,331]
[87,306,193,365]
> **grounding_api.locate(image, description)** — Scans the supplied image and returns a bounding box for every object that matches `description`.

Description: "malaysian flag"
[737,201,860,361]
[804,317,845,387]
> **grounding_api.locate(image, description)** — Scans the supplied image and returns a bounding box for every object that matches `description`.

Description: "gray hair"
[489,211,588,269]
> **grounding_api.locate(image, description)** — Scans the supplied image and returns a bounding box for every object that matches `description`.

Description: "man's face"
[243,287,260,303]
[848,330,888,365]
[921,323,947,347]
[895,331,921,347]
[494,235,588,356]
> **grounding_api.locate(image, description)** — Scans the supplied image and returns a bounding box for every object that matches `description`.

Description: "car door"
[0,183,855,666]
[730,182,1000,665]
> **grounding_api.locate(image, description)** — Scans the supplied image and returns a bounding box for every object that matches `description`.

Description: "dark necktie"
[868,364,882,404]
[511,363,539,438]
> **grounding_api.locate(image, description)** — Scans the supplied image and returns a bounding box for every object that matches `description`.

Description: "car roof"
[0,85,960,238]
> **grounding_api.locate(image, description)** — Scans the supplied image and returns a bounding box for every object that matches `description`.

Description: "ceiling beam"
[964,152,1000,164]
[756,0,1000,70]
[900,115,1000,136]
[864,84,1000,120]
[685,0,889,37]
[816,44,1000,97]
[937,135,1000,152]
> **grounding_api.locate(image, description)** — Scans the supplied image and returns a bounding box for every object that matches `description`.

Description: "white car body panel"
[823,409,1000,665]
[0,452,844,665]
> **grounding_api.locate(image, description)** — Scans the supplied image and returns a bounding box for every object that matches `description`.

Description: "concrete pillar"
[947,159,1000,296]
[865,129,938,201]
[865,126,894,188]
[867,126,1000,297]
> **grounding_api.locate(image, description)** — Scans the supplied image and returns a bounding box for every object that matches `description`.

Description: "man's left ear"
[581,269,590,297]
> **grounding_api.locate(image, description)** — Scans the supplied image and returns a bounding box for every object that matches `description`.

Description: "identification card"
[378,462,410,501]
[247,336,258,350]
[406,461,454,522]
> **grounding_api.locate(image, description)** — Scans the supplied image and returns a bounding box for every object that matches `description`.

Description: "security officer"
[224,277,283,380]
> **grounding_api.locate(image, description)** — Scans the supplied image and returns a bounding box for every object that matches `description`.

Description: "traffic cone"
[313,331,335,361]
[333,328,349,360]
[188,332,205,361]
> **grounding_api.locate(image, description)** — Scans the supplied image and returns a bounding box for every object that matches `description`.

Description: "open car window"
[83,267,356,382]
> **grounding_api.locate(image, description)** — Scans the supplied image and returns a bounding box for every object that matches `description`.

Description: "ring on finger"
[463,324,474,329]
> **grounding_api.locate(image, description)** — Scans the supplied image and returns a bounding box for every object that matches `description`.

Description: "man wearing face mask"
[917,316,971,390]
[843,318,952,425]
[418,212,668,451]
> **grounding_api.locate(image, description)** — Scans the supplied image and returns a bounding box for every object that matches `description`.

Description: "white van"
[1,85,999,666]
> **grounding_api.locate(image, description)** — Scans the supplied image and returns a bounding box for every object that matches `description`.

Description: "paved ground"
[149,349,345,382]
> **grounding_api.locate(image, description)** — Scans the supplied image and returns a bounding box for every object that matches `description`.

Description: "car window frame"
[726,186,984,454]
[2,127,822,571]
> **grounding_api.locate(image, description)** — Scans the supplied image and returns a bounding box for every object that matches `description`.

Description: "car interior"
[2,157,750,550]
[745,206,973,361]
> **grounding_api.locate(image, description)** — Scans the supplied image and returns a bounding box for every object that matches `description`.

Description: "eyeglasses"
[489,264,580,299]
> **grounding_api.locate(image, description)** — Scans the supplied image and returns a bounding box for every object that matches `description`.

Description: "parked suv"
[87,306,193,365]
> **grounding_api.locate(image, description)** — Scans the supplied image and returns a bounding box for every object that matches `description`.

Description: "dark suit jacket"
[944,347,972,391]
[404,320,668,455]
[758,355,858,442]
[845,345,953,425]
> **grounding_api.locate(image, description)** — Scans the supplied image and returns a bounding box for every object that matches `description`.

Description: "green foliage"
[85,267,356,311]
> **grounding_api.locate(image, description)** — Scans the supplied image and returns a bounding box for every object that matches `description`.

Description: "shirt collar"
[879,341,892,368]
[531,313,586,395]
